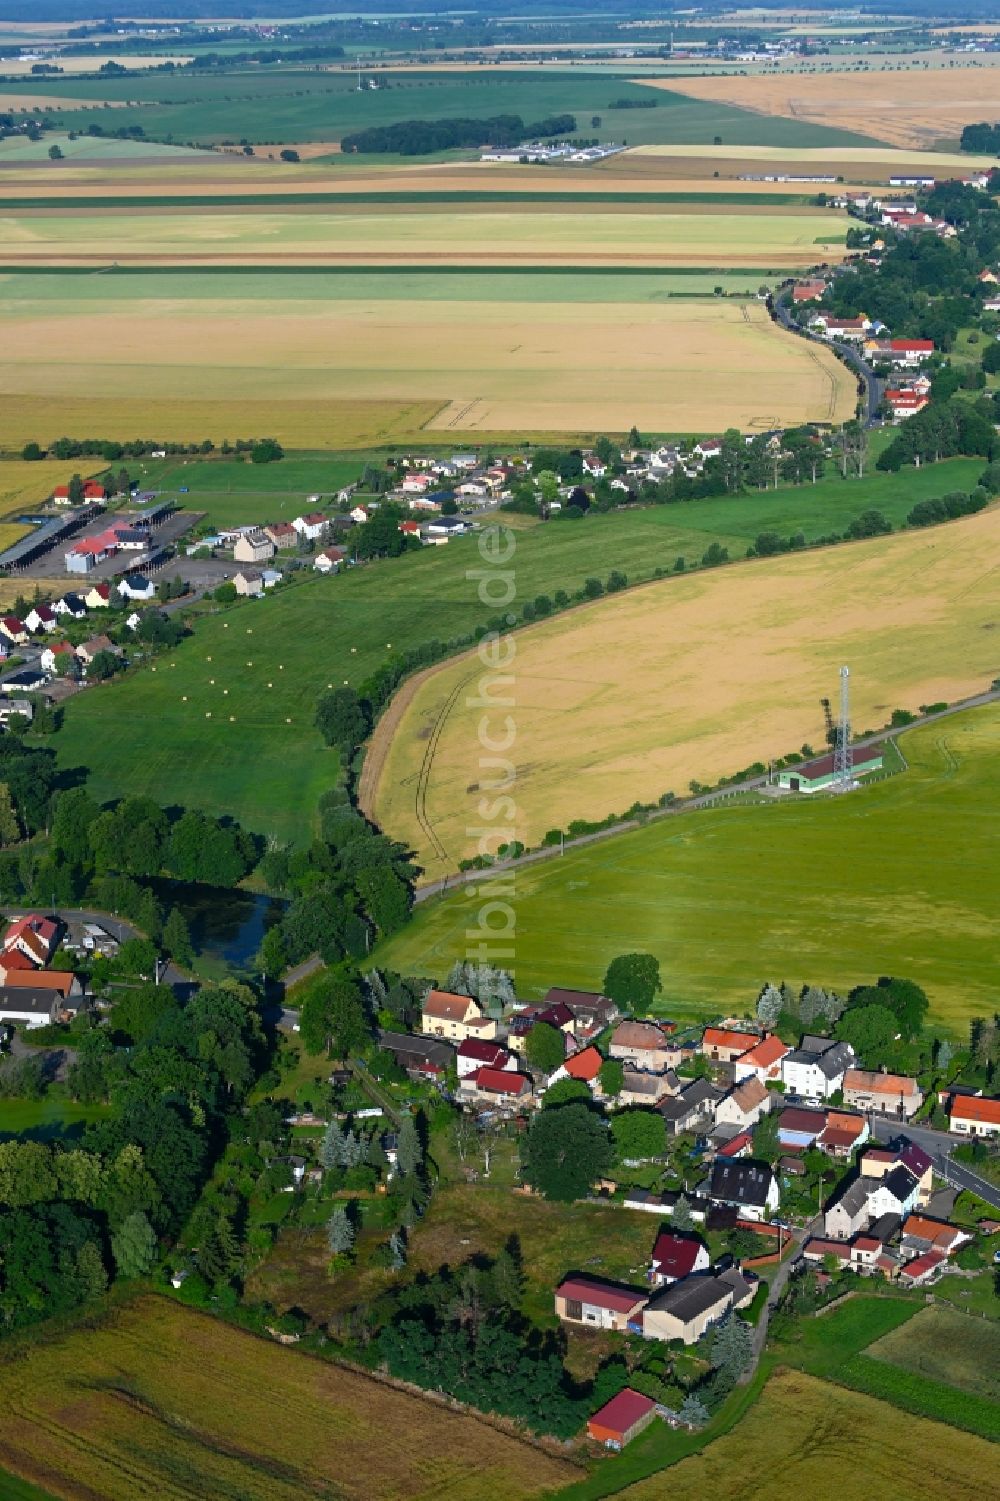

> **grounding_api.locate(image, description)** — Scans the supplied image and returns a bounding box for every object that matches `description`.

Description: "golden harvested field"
[0,458,106,552]
[0,295,854,444]
[0,207,848,268]
[373,507,1000,875]
[0,53,193,75]
[656,69,1000,150]
[0,1296,579,1501]
[621,1370,998,1501]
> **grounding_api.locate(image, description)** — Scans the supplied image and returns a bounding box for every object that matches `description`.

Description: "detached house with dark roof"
[782,1036,854,1100]
[707,1159,779,1222]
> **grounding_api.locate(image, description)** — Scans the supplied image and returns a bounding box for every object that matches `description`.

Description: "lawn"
[50,464,979,849]
[2,68,881,149]
[867,1304,1000,1401]
[375,702,1000,1031]
[618,1368,999,1500]
[373,504,1000,872]
[0,1093,109,1141]
[0,1295,579,1501]
[140,454,368,530]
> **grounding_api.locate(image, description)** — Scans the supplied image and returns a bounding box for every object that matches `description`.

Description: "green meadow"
[52,462,987,851]
[2,69,880,149]
[374,704,1000,1032]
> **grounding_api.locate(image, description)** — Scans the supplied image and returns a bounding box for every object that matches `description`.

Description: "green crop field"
[49,464,983,848]
[375,703,1000,1031]
[142,454,369,529]
[1,69,882,149]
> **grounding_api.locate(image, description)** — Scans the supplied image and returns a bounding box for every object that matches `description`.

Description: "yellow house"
[421,989,497,1042]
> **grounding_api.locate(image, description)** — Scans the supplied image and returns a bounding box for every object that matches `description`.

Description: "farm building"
[587,1389,656,1449]
[775,748,883,793]
[554,1276,647,1333]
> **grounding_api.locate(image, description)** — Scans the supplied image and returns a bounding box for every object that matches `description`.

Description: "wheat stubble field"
[0,276,854,443]
[372,506,1000,875]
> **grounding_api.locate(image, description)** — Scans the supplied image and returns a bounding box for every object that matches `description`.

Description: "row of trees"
[341,112,576,155]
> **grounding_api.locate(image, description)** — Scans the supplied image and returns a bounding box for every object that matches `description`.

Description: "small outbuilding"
[587,1389,656,1450]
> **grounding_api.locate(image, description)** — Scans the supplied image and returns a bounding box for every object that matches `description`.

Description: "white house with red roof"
[292,512,330,542]
[24,604,58,634]
[0,617,28,645]
[3,913,59,967]
[734,1034,789,1084]
[649,1232,710,1288]
[455,1038,515,1079]
[544,1045,604,1094]
[949,1094,1000,1138]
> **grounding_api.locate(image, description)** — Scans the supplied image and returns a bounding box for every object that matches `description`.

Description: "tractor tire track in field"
[413,671,479,865]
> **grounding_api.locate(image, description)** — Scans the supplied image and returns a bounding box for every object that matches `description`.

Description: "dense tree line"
[341,112,575,156]
[20,435,267,462]
[0,978,265,1335]
[876,397,1000,470]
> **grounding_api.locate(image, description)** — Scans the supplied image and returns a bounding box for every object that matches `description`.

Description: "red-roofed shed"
[587,1389,656,1449]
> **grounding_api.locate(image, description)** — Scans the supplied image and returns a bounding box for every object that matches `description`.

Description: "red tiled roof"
[588,1389,655,1437]
[3,970,74,996]
[565,1046,602,1082]
[890,338,934,351]
[703,1027,758,1053]
[950,1096,1000,1126]
[901,1250,945,1281]
[718,1130,752,1158]
[557,1277,645,1315]
[423,989,475,1022]
[739,1035,788,1069]
[852,1236,880,1252]
[475,1067,528,1096]
[0,949,35,972]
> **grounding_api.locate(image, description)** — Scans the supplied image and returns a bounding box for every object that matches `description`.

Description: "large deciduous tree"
[522,1102,611,1201]
[603,952,662,1010]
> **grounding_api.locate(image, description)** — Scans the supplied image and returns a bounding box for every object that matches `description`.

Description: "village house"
[233,530,275,564]
[75,635,121,665]
[3,913,59,966]
[866,1163,921,1220]
[84,583,111,609]
[292,512,330,543]
[421,989,497,1042]
[701,1026,759,1064]
[641,1267,753,1344]
[715,1076,771,1130]
[40,640,76,674]
[378,1030,454,1081]
[949,1095,1000,1137]
[455,1038,514,1079]
[587,1390,657,1450]
[843,1068,923,1119]
[660,1078,722,1135]
[610,1020,679,1072]
[554,1276,647,1333]
[620,1066,678,1108]
[817,1110,869,1159]
[899,1251,946,1287]
[52,480,107,504]
[707,1159,778,1222]
[460,1066,532,1109]
[2,968,80,1000]
[825,1177,872,1240]
[0,697,32,728]
[901,1214,971,1259]
[782,1036,854,1099]
[0,987,89,1030]
[860,1139,934,1206]
[791,277,827,302]
[234,570,264,598]
[734,1034,789,1084]
[52,592,87,619]
[264,522,298,551]
[545,1045,604,1093]
[0,616,28,645]
[24,604,58,634]
[543,987,619,1036]
[649,1231,710,1288]
[349,503,372,524]
[313,546,348,574]
[117,574,156,602]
